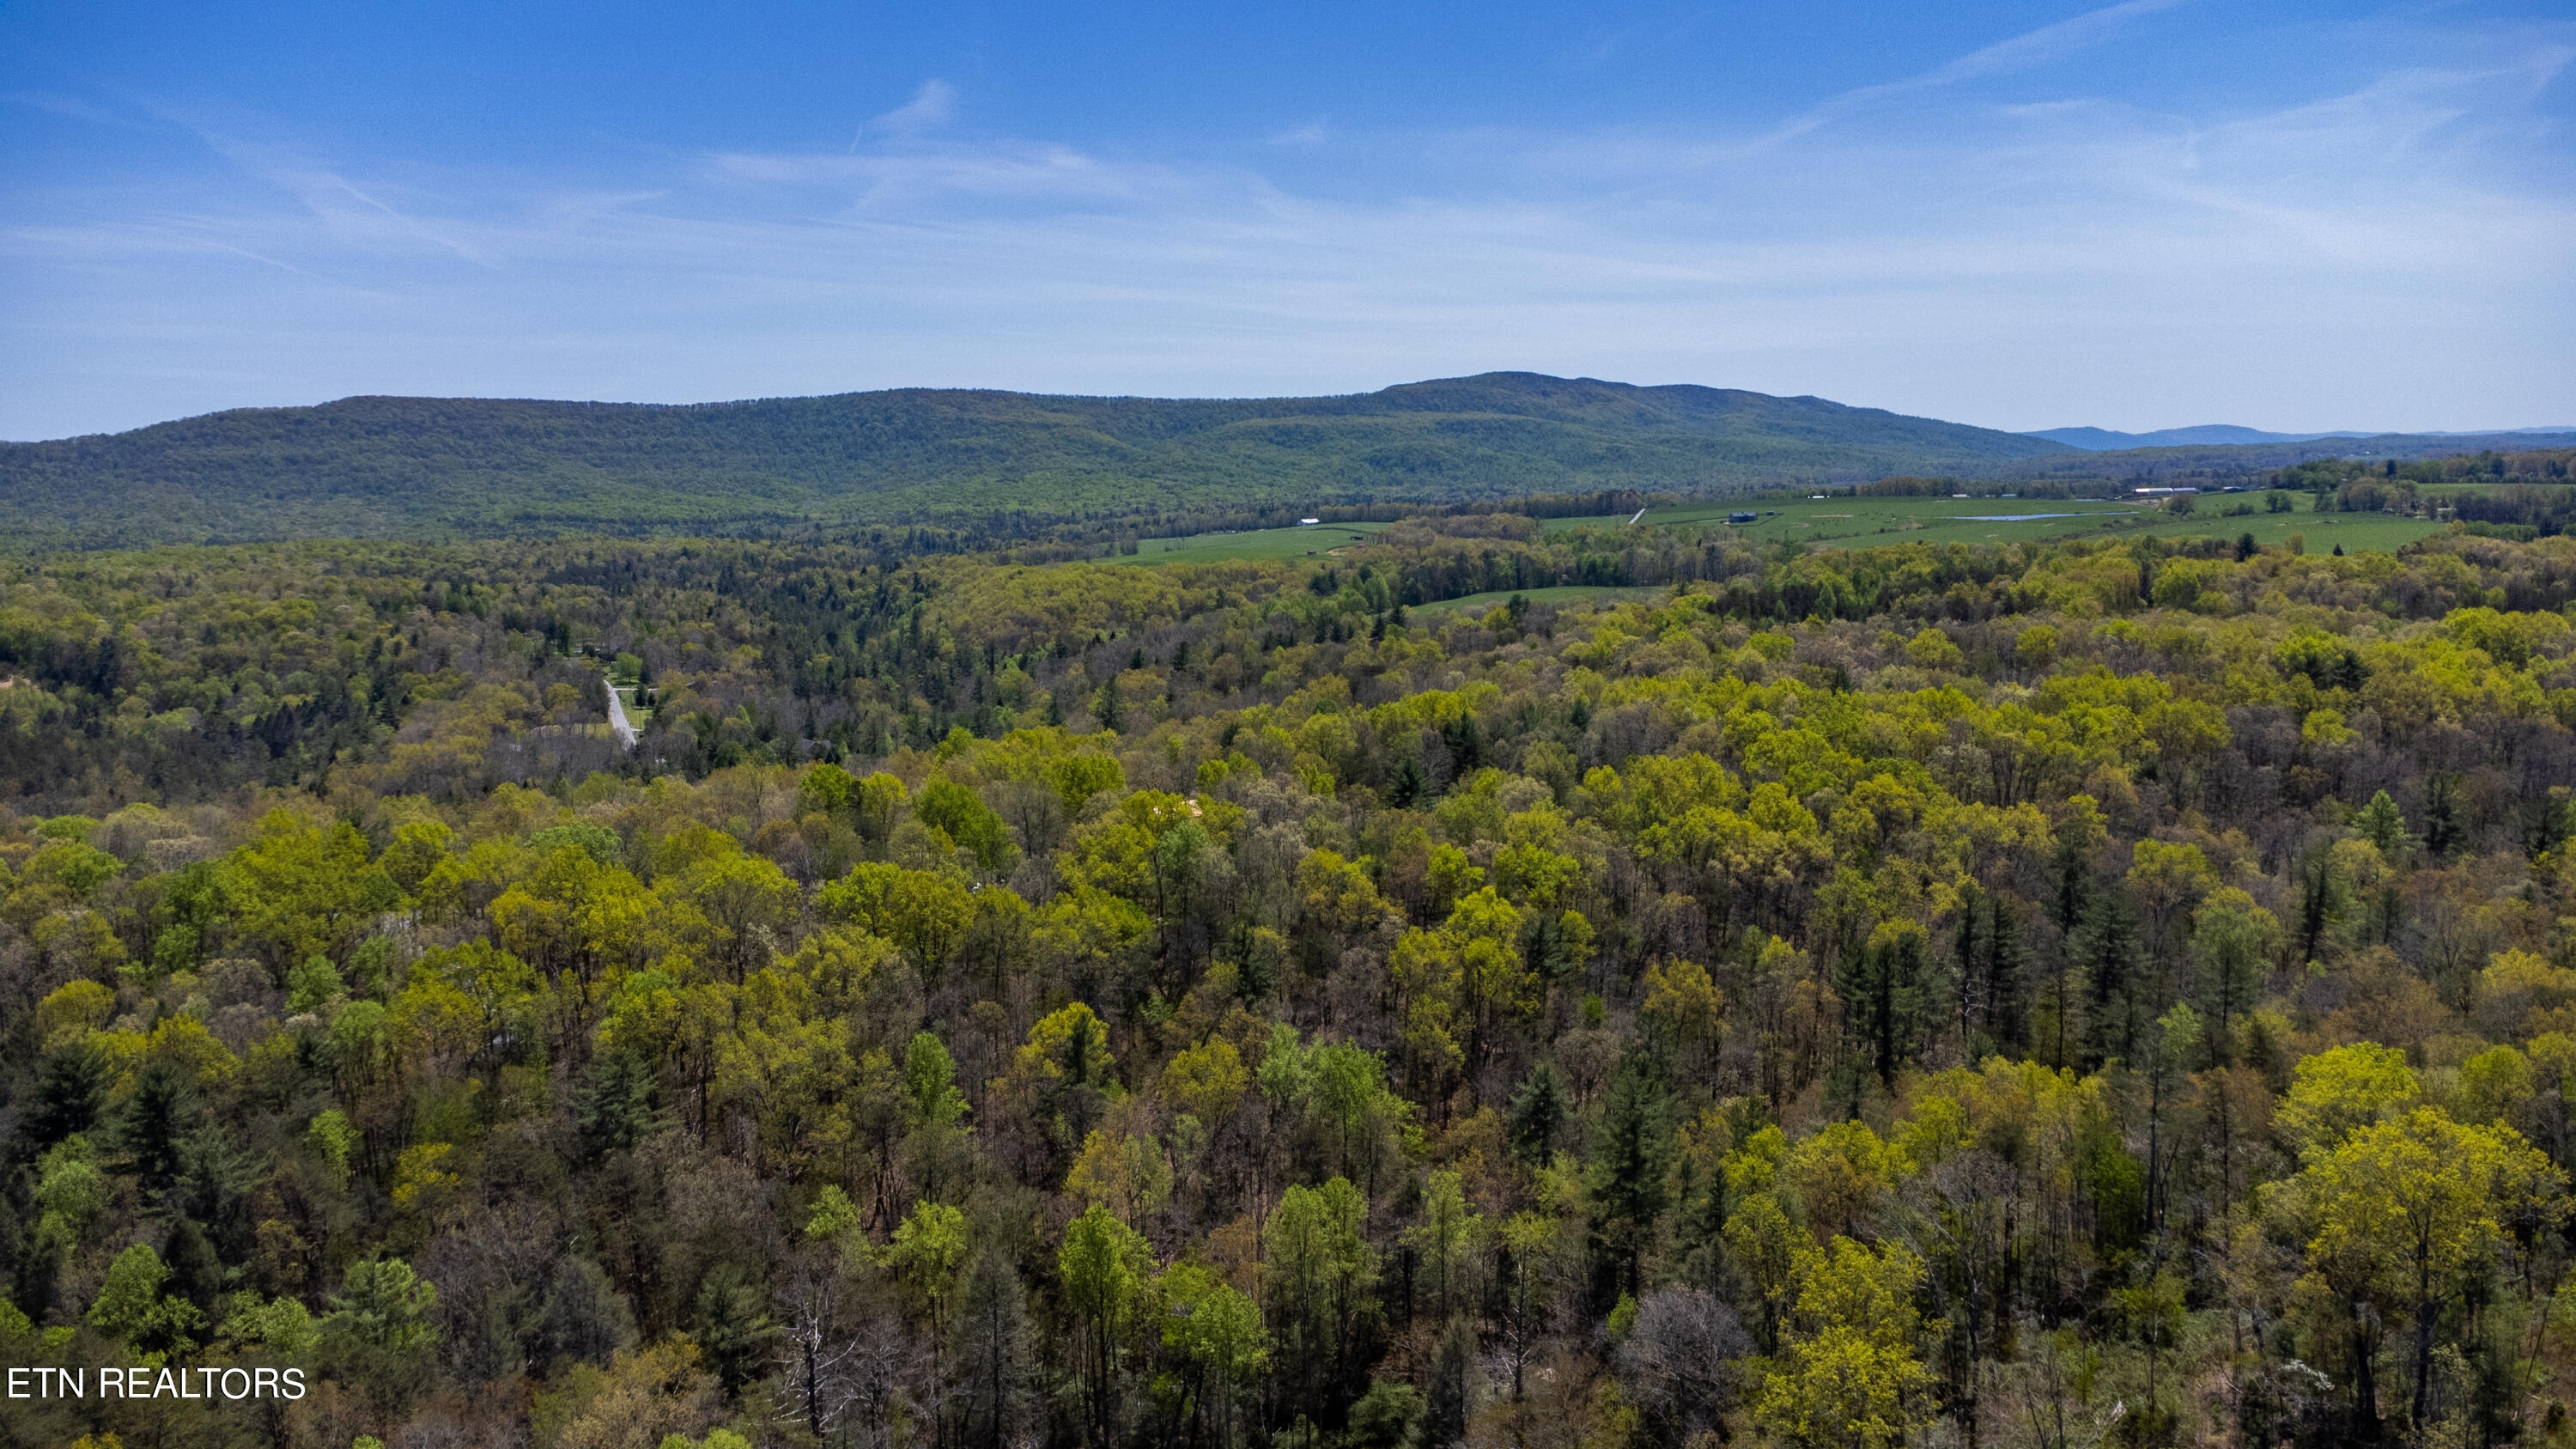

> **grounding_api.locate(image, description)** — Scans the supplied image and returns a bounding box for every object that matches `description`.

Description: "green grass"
[1125,491,2448,568]
[1540,492,2444,553]
[2120,509,2442,551]
[1741,498,2150,548]
[1544,496,2152,546]
[1121,521,1389,565]
[1539,502,1778,532]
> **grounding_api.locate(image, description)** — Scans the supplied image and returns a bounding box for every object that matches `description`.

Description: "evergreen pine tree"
[2054,834,2093,935]
[1953,883,1986,1048]
[27,1042,110,1149]
[1668,1153,1730,1295]
[1440,715,1485,775]
[575,1050,671,1158]
[7,1193,59,1324]
[1586,1048,1672,1300]
[2355,789,2411,855]
[2078,896,2148,1069]
[2425,771,2464,856]
[1424,1315,1477,1447]
[112,1062,195,1198]
[1506,1062,1567,1166]
[160,1216,223,1322]
[954,1251,1036,1449]
[692,1263,776,1402]
[1838,925,1929,1088]
[1982,897,2031,1058]
[1387,757,1426,809]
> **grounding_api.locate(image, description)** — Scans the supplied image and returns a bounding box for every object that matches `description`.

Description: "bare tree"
[1614,1287,1748,1447]
[770,1251,865,1443]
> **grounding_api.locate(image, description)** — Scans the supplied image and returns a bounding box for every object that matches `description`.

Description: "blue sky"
[3,1,2571,441]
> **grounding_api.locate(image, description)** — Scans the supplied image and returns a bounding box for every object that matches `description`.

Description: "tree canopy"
[3,521,2575,1446]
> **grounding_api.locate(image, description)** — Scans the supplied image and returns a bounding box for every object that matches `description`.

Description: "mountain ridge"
[2027,424,2357,449]
[2027,423,2576,450]
[0,372,2073,546]
[4,373,2567,551]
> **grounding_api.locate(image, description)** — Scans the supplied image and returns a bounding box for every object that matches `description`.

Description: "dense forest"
[3,515,2576,1449]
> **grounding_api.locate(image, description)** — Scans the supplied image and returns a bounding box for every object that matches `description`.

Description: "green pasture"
[1543,496,2153,547]
[1121,521,1388,566]
[1744,498,2144,548]
[1127,490,2455,567]
[1545,491,2448,553]
[1538,502,1784,533]
[2118,509,2442,551]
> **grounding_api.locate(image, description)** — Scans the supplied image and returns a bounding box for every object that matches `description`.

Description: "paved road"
[604,676,637,748]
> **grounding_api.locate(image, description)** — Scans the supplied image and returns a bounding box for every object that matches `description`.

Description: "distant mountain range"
[0,373,2072,547]
[2,373,2567,551]
[2028,423,2576,451]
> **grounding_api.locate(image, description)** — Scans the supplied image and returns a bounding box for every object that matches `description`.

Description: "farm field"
[1119,520,1388,565]
[1536,501,1783,532]
[1733,497,2148,547]
[1543,496,2152,546]
[1124,484,2491,569]
[2117,507,2443,551]
[1538,492,2461,552]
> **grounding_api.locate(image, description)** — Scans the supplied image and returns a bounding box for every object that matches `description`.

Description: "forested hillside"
[11,375,2566,555]
[1993,434,2576,494]
[0,374,2073,548]
[3,520,2576,1449]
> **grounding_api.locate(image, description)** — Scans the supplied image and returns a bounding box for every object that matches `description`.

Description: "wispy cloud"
[872,79,956,135]
[1570,7,1716,69]
[704,140,1186,211]
[5,89,159,129]
[1760,0,2192,145]
[3,10,2570,438]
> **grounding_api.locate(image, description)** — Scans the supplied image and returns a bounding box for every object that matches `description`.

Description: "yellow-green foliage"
[3,527,2574,1446]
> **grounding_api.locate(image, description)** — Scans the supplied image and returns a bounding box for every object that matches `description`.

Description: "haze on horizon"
[3,0,2571,444]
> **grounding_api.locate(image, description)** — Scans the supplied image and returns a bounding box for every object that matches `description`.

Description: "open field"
[1540,492,2457,552]
[1540,496,2154,547]
[1120,521,1388,565]
[1127,486,2497,566]
[2116,508,2443,551]
[1722,497,2148,548]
